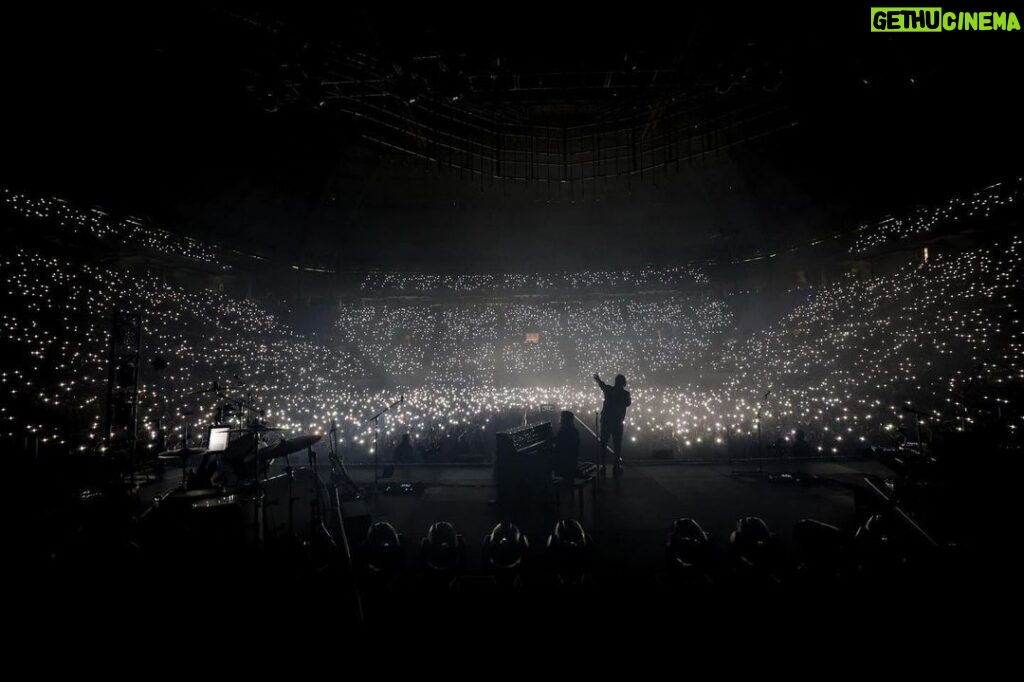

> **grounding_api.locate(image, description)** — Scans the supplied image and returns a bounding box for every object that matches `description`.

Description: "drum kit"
[152,380,350,549]
[132,379,368,626]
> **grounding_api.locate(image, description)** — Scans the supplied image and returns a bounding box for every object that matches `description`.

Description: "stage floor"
[87,456,955,630]
[339,458,894,576]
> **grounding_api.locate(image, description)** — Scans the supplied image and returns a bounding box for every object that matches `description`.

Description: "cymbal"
[230,419,282,430]
[284,434,322,449]
[169,487,225,501]
[261,434,322,459]
[157,447,208,460]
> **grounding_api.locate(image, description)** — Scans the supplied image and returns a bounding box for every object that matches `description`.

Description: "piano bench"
[552,462,598,521]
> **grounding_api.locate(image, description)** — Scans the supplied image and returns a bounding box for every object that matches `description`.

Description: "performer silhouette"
[594,373,630,476]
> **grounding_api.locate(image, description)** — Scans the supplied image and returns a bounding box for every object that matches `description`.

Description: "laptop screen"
[207,426,230,452]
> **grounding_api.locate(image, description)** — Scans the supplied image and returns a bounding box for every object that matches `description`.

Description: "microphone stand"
[364,395,404,499]
[732,389,776,482]
[326,419,355,491]
[901,404,930,455]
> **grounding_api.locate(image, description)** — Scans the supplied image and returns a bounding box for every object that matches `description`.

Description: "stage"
[337,458,894,573]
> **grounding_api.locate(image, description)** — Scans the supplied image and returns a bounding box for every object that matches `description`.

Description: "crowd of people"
[1,180,1021,464]
[2,188,232,267]
[1,242,1020,463]
[358,264,710,294]
[334,295,729,386]
[7,175,1018,288]
[848,178,1018,254]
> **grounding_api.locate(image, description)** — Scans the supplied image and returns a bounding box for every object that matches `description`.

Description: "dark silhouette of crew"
[594,373,631,476]
[791,429,814,458]
[392,433,415,464]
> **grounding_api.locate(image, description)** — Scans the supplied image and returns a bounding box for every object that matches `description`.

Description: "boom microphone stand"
[364,395,404,498]
[325,419,356,495]
[901,404,930,454]
[732,389,783,482]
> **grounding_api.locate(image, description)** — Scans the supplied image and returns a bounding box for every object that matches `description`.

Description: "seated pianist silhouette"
[554,410,580,479]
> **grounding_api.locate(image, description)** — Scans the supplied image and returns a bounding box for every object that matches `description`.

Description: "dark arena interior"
[3,5,1023,639]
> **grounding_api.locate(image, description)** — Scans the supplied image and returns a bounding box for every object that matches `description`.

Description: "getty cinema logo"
[871,7,1021,31]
